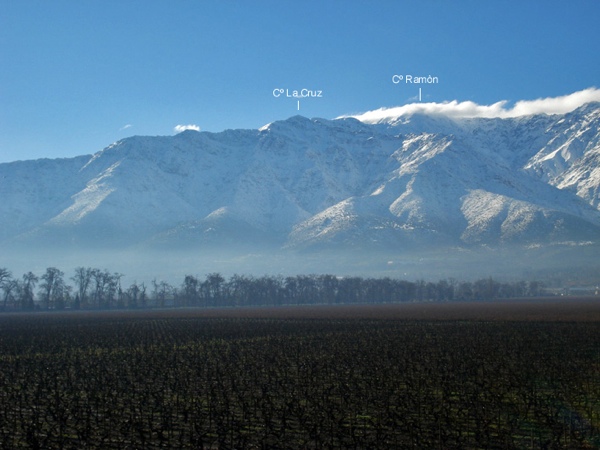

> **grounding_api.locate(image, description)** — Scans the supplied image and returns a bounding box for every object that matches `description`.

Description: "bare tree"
[39,267,65,310]
[0,268,12,310]
[0,268,10,287]
[106,272,123,308]
[72,267,94,308]
[127,282,140,308]
[152,279,173,308]
[2,279,19,310]
[182,275,199,307]
[88,269,123,309]
[203,273,225,307]
[21,272,39,310]
[139,283,147,308]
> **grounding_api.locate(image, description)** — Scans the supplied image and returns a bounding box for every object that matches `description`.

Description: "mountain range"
[1,102,599,280]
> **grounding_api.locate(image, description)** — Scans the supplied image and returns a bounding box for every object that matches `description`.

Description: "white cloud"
[119,124,133,131]
[508,88,600,116]
[343,87,600,123]
[174,124,200,133]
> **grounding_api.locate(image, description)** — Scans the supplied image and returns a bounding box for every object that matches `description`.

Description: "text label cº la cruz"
[273,88,323,98]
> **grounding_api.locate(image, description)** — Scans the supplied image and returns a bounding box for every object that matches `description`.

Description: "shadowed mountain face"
[1,104,599,279]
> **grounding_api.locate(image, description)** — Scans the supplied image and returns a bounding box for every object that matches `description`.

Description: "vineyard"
[0,304,599,448]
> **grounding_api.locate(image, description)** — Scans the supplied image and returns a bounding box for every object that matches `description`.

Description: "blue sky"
[1,1,599,163]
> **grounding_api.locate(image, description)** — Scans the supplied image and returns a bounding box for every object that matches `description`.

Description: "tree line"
[0,266,546,312]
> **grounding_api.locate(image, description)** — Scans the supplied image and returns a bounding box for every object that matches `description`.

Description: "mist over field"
[1,98,600,286]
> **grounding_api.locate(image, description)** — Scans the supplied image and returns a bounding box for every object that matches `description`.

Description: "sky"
[1,0,599,163]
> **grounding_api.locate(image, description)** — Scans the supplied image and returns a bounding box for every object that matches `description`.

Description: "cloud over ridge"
[345,87,600,123]
[174,124,200,133]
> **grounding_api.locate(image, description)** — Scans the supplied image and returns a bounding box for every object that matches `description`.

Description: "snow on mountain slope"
[0,155,90,241]
[524,102,600,208]
[460,189,599,244]
[1,103,600,258]
[287,119,600,250]
[555,146,600,209]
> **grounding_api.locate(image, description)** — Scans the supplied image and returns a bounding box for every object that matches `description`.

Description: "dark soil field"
[0,298,599,448]
[14,296,599,321]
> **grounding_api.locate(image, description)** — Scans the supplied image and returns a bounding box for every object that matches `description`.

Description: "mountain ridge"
[1,102,599,278]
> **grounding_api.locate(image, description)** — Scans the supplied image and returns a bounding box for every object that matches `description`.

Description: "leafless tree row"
[0,266,545,312]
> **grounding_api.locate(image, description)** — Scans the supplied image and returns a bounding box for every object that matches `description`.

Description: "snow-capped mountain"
[1,102,599,277]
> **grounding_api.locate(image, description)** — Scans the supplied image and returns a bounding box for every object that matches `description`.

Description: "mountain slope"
[524,102,600,207]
